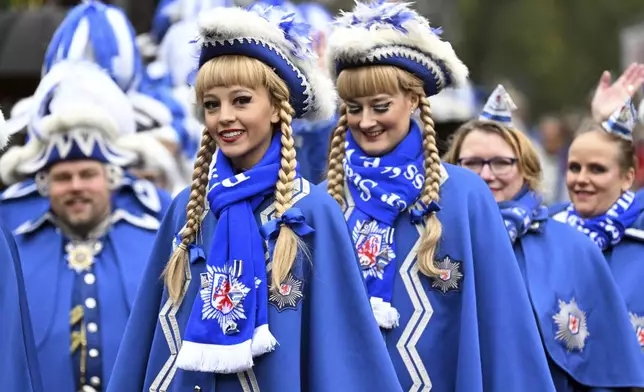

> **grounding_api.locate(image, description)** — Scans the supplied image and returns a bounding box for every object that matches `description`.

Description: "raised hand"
[591,63,644,122]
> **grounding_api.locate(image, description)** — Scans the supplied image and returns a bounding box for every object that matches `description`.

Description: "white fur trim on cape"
[196,7,337,121]
[326,2,468,89]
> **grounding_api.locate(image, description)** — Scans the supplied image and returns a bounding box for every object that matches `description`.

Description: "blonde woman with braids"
[445,86,644,391]
[323,1,555,391]
[107,5,402,392]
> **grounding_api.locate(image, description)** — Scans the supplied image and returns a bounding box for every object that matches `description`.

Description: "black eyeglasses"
[457,157,518,176]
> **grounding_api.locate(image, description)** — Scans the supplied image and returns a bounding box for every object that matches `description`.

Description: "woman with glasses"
[445,85,644,391]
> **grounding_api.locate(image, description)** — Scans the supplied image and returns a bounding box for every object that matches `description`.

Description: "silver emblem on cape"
[629,312,644,351]
[269,273,304,312]
[352,220,395,280]
[65,241,103,274]
[430,256,463,294]
[553,298,589,352]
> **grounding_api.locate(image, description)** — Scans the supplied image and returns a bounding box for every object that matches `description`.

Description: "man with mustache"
[0,61,170,392]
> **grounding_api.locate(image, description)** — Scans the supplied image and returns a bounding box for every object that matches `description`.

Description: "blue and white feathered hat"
[326,0,468,97]
[194,5,337,120]
[43,0,143,92]
[602,98,637,141]
[478,84,517,128]
[0,61,139,185]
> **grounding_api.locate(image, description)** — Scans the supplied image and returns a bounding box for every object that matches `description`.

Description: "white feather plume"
[326,0,468,89]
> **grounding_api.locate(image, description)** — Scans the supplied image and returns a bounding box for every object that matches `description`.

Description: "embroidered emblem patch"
[200,262,250,335]
[553,298,589,352]
[352,220,395,280]
[430,256,463,294]
[65,241,102,274]
[629,313,644,351]
[269,273,304,312]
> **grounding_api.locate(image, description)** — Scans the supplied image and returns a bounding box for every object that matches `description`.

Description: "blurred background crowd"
[2,0,644,202]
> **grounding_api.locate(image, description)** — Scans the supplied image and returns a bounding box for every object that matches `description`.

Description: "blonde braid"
[326,104,348,208]
[270,99,300,289]
[163,129,216,303]
[416,97,443,277]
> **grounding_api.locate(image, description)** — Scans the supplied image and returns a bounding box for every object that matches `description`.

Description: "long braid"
[163,128,216,303]
[270,99,300,290]
[416,97,443,277]
[326,104,348,208]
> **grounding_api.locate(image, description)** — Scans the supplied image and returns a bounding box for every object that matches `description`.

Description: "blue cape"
[515,218,644,389]
[327,163,556,391]
[552,193,644,360]
[107,178,403,392]
[0,221,43,392]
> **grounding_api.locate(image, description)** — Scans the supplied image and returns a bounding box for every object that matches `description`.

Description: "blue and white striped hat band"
[326,0,468,97]
[479,84,516,128]
[602,98,637,141]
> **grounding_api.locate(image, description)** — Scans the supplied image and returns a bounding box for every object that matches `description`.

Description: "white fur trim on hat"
[326,1,468,89]
[0,105,134,186]
[196,6,337,121]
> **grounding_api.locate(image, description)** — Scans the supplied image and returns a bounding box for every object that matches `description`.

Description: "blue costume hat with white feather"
[0,61,139,185]
[43,0,143,92]
[326,0,468,97]
[194,5,337,120]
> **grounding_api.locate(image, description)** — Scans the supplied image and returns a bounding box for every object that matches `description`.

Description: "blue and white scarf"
[176,134,283,373]
[557,191,640,250]
[498,185,548,243]
[345,121,433,329]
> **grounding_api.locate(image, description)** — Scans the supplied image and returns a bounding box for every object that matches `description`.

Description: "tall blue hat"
[479,84,516,128]
[0,61,138,185]
[603,98,637,141]
[43,0,143,92]
[194,5,337,120]
[326,0,468,97]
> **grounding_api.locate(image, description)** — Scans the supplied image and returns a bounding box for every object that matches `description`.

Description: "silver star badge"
[553,298,589,352]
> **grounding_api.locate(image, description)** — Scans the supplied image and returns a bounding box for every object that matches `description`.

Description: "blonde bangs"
[195,55,274,103]
[336,66,403,100]
[336,65,425,100]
